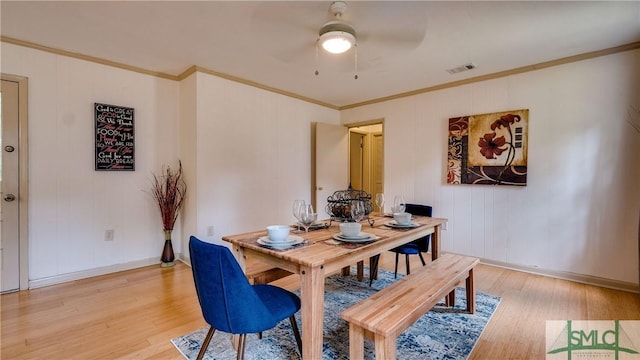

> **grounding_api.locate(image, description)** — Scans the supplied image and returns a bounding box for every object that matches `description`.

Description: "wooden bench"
[340,253,479,360]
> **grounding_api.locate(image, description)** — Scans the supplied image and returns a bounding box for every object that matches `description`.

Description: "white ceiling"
[2,1,639,108]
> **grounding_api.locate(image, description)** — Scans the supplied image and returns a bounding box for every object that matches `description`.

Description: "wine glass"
[375,193,385,214]
[292,200,305,231]
[351,200,366,223]
[299,204,316,233]
[392,195,405,213]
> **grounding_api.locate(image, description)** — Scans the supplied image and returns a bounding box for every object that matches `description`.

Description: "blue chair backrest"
[405,203,432,252]
[189,236,277,334]
[405,203,432,217]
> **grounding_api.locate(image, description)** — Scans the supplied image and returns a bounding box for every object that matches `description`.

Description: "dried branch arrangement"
[150,161,187,231]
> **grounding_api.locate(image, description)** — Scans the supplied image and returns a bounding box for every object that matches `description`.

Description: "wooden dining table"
[222,213,448,359]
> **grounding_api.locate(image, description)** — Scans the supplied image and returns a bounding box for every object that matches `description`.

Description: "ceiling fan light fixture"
[318,19,356,55]
[320,30,356,54]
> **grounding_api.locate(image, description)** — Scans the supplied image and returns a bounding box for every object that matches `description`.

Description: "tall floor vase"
[161,229,175,267]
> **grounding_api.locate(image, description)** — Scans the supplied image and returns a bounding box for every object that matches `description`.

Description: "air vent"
[446,63,476,74]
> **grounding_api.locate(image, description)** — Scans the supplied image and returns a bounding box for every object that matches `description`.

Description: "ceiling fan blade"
[358,30,426,50]
[351,2,429,50]
[249,2,326,64]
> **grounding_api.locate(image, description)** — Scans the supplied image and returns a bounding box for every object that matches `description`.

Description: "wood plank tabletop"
[222,214,447,270]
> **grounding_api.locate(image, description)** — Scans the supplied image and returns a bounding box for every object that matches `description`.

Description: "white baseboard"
[28,253,181,289]
[479,257,640,293]
[178,253,191,267]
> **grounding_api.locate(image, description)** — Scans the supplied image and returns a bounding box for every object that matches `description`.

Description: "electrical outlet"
[442,222,448,231]
[104,229,114,241]
[207,226,214,237]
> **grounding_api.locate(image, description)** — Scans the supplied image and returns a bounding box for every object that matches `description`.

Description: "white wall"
[2,44,180,282]
[341,49,640,285]
[184,72,340,256]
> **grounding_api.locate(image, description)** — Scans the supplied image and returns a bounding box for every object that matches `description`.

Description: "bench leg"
[349,323,365,360]
[466,268,475,313]
[375,333,397,360]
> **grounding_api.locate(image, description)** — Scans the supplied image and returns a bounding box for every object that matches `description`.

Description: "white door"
[315,123,348,219]
[1,79,21,292]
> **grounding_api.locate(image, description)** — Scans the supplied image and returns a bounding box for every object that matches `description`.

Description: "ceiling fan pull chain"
[354,44,358,80]
[315,40,320,76]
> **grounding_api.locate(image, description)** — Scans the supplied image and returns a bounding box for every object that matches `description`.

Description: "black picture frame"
[94,102,135,171]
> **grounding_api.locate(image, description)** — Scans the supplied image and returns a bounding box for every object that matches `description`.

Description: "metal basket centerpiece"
[326,186,375,226]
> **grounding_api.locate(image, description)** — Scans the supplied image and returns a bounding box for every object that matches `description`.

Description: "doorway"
[1,75,28,292]
[348,122,383,206]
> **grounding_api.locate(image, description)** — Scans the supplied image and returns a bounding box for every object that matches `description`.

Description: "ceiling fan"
[315,1,359,78]
[250,1,428,72]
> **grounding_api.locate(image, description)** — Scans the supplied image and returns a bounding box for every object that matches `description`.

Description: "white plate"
[385,221,419,228]
[258,235,304,247]
[337,232,370,240]
[332,232,376,243]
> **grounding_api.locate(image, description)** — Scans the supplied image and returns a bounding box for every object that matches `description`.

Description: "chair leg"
[394,252,400,278]
[418,252,426,266]
[289,315,303,354]
[405,254,411,275]
[236,334,247,360]
[369,255,380,286]
[196,326,216,360]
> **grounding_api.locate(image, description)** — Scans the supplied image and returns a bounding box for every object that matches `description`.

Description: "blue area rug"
[172,267,500,360]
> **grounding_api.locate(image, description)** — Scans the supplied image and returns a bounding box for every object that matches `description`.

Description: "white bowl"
[266,225,290,243]
[393,212,412,225]
[340,222,362,238]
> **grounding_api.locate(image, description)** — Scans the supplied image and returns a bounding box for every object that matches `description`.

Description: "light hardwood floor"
[1,252,638,359]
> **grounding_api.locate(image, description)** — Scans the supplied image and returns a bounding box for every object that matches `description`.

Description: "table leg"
[232,245,246,272]
[431,225,441,261]
[300,264,325,360]
[447,290,456,307]
[466,268,475,313]
[230,245,246,350]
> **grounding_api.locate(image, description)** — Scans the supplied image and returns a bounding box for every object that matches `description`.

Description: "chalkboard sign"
[94,102,135,171]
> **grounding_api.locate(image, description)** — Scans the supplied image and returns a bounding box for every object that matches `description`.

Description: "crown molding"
[340,41,640,110]
[180,66,339,110]
[3,36,638,112]
[1,36,179,81]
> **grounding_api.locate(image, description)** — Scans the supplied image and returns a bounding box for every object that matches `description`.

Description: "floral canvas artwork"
[448,109,529,186]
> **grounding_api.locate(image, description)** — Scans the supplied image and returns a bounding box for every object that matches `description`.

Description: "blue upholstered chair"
[189,236,302,360]
[389,203,432,277]
[369,203,432,284]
